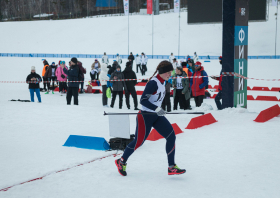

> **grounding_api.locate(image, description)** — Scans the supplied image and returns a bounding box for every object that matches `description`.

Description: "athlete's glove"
[155,107,166,116]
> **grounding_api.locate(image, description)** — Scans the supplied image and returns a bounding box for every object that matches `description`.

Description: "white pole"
[275,2,278,56]
[152,11,154,58]
[178,2,181,57]
[128,12,129,56]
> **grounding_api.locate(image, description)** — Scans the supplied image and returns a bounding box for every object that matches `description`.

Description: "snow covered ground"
[0,4,280,198]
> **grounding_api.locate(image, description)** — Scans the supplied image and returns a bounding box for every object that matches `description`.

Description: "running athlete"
[115,60,186,176]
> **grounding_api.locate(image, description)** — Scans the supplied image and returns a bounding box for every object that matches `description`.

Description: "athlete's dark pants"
[102,85,108,106]
[215,91,223,110]
[194,95,204,107]
[43,77,50,90]
[59,82,67,92]
[66,87,79,105]
[111,91,123,108]
[141,64,147,75]
[125,88,138,109]
[136,64,142,73]
[122,111,176,166]
[161,92,171,112]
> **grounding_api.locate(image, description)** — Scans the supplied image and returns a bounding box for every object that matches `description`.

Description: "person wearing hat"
[140,52,148,76]
[61,57,80,105]
[193,52,199,63]
[128,52,135,70]
[110,65,127,109]
[172,58,179,69]
[90,59,101,80]
[26,66,42,102]
[116,53,122,65]
[55,61,68,94]
[102,52,109,65]
[122,61,139,110]
[42,60,49,91]
[44,62,57,94]
[135,54,142,73]
[211,56,223,110]
[115,60,186,176]
[190,61,209,107]
[169,53,175,63]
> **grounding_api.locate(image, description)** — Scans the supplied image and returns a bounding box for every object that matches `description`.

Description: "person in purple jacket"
[115,60,186,176]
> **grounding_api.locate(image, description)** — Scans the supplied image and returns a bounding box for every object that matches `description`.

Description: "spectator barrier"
[0,53,279,60]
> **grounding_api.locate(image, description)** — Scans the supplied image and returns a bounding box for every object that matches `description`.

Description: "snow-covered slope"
[0,6,279,55]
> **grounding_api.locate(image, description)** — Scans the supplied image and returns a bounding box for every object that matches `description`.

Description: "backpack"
[201,71,209,89]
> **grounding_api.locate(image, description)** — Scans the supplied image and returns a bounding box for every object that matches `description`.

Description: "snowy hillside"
[0,5,279,56]
[0,4,280,198]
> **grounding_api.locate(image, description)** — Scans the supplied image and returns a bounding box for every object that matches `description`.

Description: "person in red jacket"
[211,56,223,110]
[190,61,209,107]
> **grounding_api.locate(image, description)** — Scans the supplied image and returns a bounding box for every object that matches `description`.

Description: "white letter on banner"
[237,93,244,107]
[123,0,129,16]
[239,45,244,59]
[174,0,180,13]
[239,78,244,91]
[239,61,244,75]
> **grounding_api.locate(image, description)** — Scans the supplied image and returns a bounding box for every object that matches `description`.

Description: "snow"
[0,5,280,198]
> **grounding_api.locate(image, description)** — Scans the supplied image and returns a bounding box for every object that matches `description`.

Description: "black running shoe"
[115,159,127,176]
[168,165,186,175]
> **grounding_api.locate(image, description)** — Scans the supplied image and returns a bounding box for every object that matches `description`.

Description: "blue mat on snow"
[63,135,111,151]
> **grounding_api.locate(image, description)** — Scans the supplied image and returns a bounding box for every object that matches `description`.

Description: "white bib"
[141,76,166,113]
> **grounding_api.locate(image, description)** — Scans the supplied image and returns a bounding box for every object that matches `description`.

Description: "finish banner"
[174,0,180,13]
[147,0,153,14]
[123,0,129,16]
[234,0,249,108]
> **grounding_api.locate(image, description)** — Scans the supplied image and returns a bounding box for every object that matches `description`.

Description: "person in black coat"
[62,57,80,105]
[122,61,139,110]
[128,52,135,70]
[26,66,42,102]
[108,61,118,75]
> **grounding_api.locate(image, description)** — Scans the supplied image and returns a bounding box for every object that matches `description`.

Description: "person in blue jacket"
[115,60,186,176]
[61,57,80,105]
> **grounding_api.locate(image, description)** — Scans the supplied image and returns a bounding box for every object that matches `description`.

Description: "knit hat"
[195,61,202,66]
[116,65,121,69]
[52,62,55,65]
[71,57,78,64]
[31,66,36,71]
[126,61,132,67]
[219,56,222,60]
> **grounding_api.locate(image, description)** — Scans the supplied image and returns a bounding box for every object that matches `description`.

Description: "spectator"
[187,58,195,73]
[122,61,138,110]
[62,57,80,105]
[108,60,118,75]
[128,52,135,69]
[161,78,172,112]
[44,62,57,94]
[135,54,142,73]
[26,66,42,102]
[110,65,127,109]
[90,59,101,80]
[172,58,179,69]
[99,63,110,107]
[169,53,175,63]
[41,60,49,92]
[190,61,209,107]
[211,56,223,110]
[55,61,68,94]
[140,52,148,76]
[193,52,199,62]
[172,67,191,110]
[102,52,109,64]
[116,53,122,65]
[77,61,86,93]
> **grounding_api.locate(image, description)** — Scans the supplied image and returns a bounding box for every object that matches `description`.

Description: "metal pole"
[275,2,278,57]
[127,11,129,56]
[152,11,154,58]
[178,1,181,57]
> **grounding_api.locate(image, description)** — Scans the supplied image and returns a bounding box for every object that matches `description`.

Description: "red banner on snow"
[147,0,153,14]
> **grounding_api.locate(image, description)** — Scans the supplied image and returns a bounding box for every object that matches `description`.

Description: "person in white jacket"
[116,54,122,65]
[102,52,109,65]
[135,54,142,73]
[169,53,175,63]
[193,52,199,63]
[172,58,179,69]
[99,63,110,107]
[140,52,148,76]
